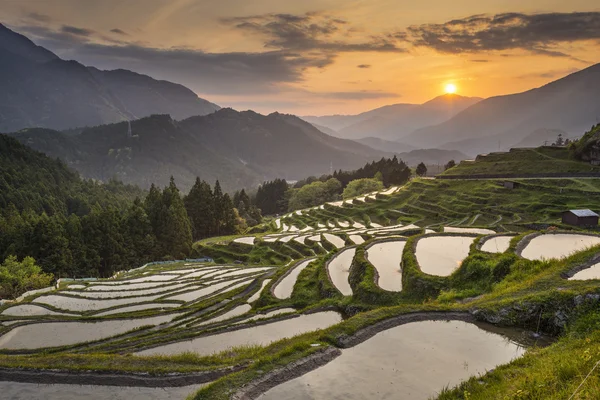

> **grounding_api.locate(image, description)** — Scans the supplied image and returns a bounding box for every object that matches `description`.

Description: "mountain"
[510,128,571,148]
[0,24,219,132]
[9,109,387,192]
[393,148,469,167]
[356,137,417,154]
[302,94,482,140]
[405,64,600,156]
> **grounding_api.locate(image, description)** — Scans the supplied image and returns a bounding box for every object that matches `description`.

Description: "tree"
[444,160,456,171]
[255,178,289,215]
[184,178,214,239]
[123,198,156,265]
[287,178,342,210]
[157,177,193,259]
[342,178,384,199]
[0,255,53,299]
[555,133,564,146]
[416,162,428,177]
[374,171,383,182]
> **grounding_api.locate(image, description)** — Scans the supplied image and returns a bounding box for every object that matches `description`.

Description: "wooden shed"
[503,181,521,189]
[562,209,599,227]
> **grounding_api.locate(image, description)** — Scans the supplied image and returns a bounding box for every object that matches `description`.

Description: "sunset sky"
[2,0,600,115]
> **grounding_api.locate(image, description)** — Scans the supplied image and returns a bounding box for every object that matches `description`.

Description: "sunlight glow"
[444,83,457,94]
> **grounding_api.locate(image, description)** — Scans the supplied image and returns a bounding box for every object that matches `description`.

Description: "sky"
[2,0,600,115]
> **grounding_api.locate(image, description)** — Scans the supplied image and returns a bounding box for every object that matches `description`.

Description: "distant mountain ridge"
[0,23,220,132]
[405,64,600,156]
[303,94,482,140]
[9,109,387,192]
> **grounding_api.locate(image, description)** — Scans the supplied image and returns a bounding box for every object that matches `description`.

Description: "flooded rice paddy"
[323,233,345,249]
[137,311,342,356]
[481,235,513,253]
[248,279,272,302]
[521,234,600,261]
[327,248,356,296]
[273,259,314,299]
[0,314,176,349]
[416,236,475,276]
[259,320,527,400]
[365,241,405,291]
[0,381,207,400]
[444,227,495,235]
[569,263,600,280]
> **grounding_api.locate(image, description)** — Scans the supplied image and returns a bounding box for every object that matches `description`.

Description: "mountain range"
[404,64,600,156]
[302,94,482,140]
[8,110,387,192]
[0,23,219,132]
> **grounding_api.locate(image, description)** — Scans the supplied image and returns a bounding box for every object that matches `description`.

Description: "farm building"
[562,209,599,227]
[503,181,521,189]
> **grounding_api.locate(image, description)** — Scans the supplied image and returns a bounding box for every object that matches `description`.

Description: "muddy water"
[327,248,355,296]
[273,259,313,299]
[0,381,206,400]
[233,237,255,245]
[444,227,495,234]
[521,234,600,261]
[248,279,272,302]
[94,303,179,316]
[416,236,475,276]
[33,294,164,312]
[349,235,365,245]
[323,234,345,249]
[62,283,193,298]
[196,304,252,326]
[0,314,176,349]
[137,311,342,356]
[481,236,513,253]
[569,263,600,280]
[259,320,526,400]
[365,241,405,292]
[2,304,70,316]
[165,277,249,302]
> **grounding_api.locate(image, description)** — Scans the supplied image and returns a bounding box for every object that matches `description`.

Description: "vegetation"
[444,146,600,176]
[0,255,53,299]
[287,178,342,211]
[342,178,384,199]
[416,162,428,177]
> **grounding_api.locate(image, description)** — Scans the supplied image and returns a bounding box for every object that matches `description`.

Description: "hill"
[0,24,219,132]
[355,137,417,153]
[9,109,387,192]
[441,146,600,177]
[404,64,600,156]
[302,94,482,140]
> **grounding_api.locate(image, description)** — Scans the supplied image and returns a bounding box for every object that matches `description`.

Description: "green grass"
[443,146,600,176]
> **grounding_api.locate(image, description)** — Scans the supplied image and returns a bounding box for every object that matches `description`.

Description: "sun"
[444,83,457,94]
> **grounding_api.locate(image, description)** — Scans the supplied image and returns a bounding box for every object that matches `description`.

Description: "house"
[503,181,521,189]
[562,209,599,227]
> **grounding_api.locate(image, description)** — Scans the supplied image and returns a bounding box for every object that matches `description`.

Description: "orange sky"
[2,0,600,115]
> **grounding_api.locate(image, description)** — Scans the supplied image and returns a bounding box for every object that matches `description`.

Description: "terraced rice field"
[365,241,405,291]
[416,236,475,276]
[327,248,356,296]
[521,234,600,261]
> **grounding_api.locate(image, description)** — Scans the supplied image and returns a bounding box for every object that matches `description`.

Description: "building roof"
[567,209,599,218]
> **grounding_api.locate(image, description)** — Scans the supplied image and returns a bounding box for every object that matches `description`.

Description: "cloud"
[110,28,128,36]
[61,25,95,37]
[517,67,580,79]
[406,12,600,58]
[357,64,371,68]
[316,90,398,100]
[470,59,489,63]
[222,12,406,54]
[26,12,52,23]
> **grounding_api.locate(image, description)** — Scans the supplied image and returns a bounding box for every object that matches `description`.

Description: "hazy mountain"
[510,128,572,148]
[356,137,417,154]
[0,24,219,132]
[302,94,482,140]
[394,148,469,167]
[9,109,386,192]
[405,64,600,156]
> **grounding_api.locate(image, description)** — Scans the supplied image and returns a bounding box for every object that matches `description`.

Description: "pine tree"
[158,177,193,258]
[184,178,214,240]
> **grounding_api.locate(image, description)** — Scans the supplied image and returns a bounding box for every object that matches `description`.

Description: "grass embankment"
[443,146,600,177]
[267,178,600,235]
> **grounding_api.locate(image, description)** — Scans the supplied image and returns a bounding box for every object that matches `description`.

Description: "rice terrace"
[2,3,600,399]
[2,160,600,399]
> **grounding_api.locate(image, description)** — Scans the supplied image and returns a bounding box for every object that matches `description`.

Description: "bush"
[0,255,54,299]
[342,178,384,199]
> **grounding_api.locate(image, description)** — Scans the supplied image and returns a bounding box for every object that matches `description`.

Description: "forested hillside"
[0,135,246,279]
